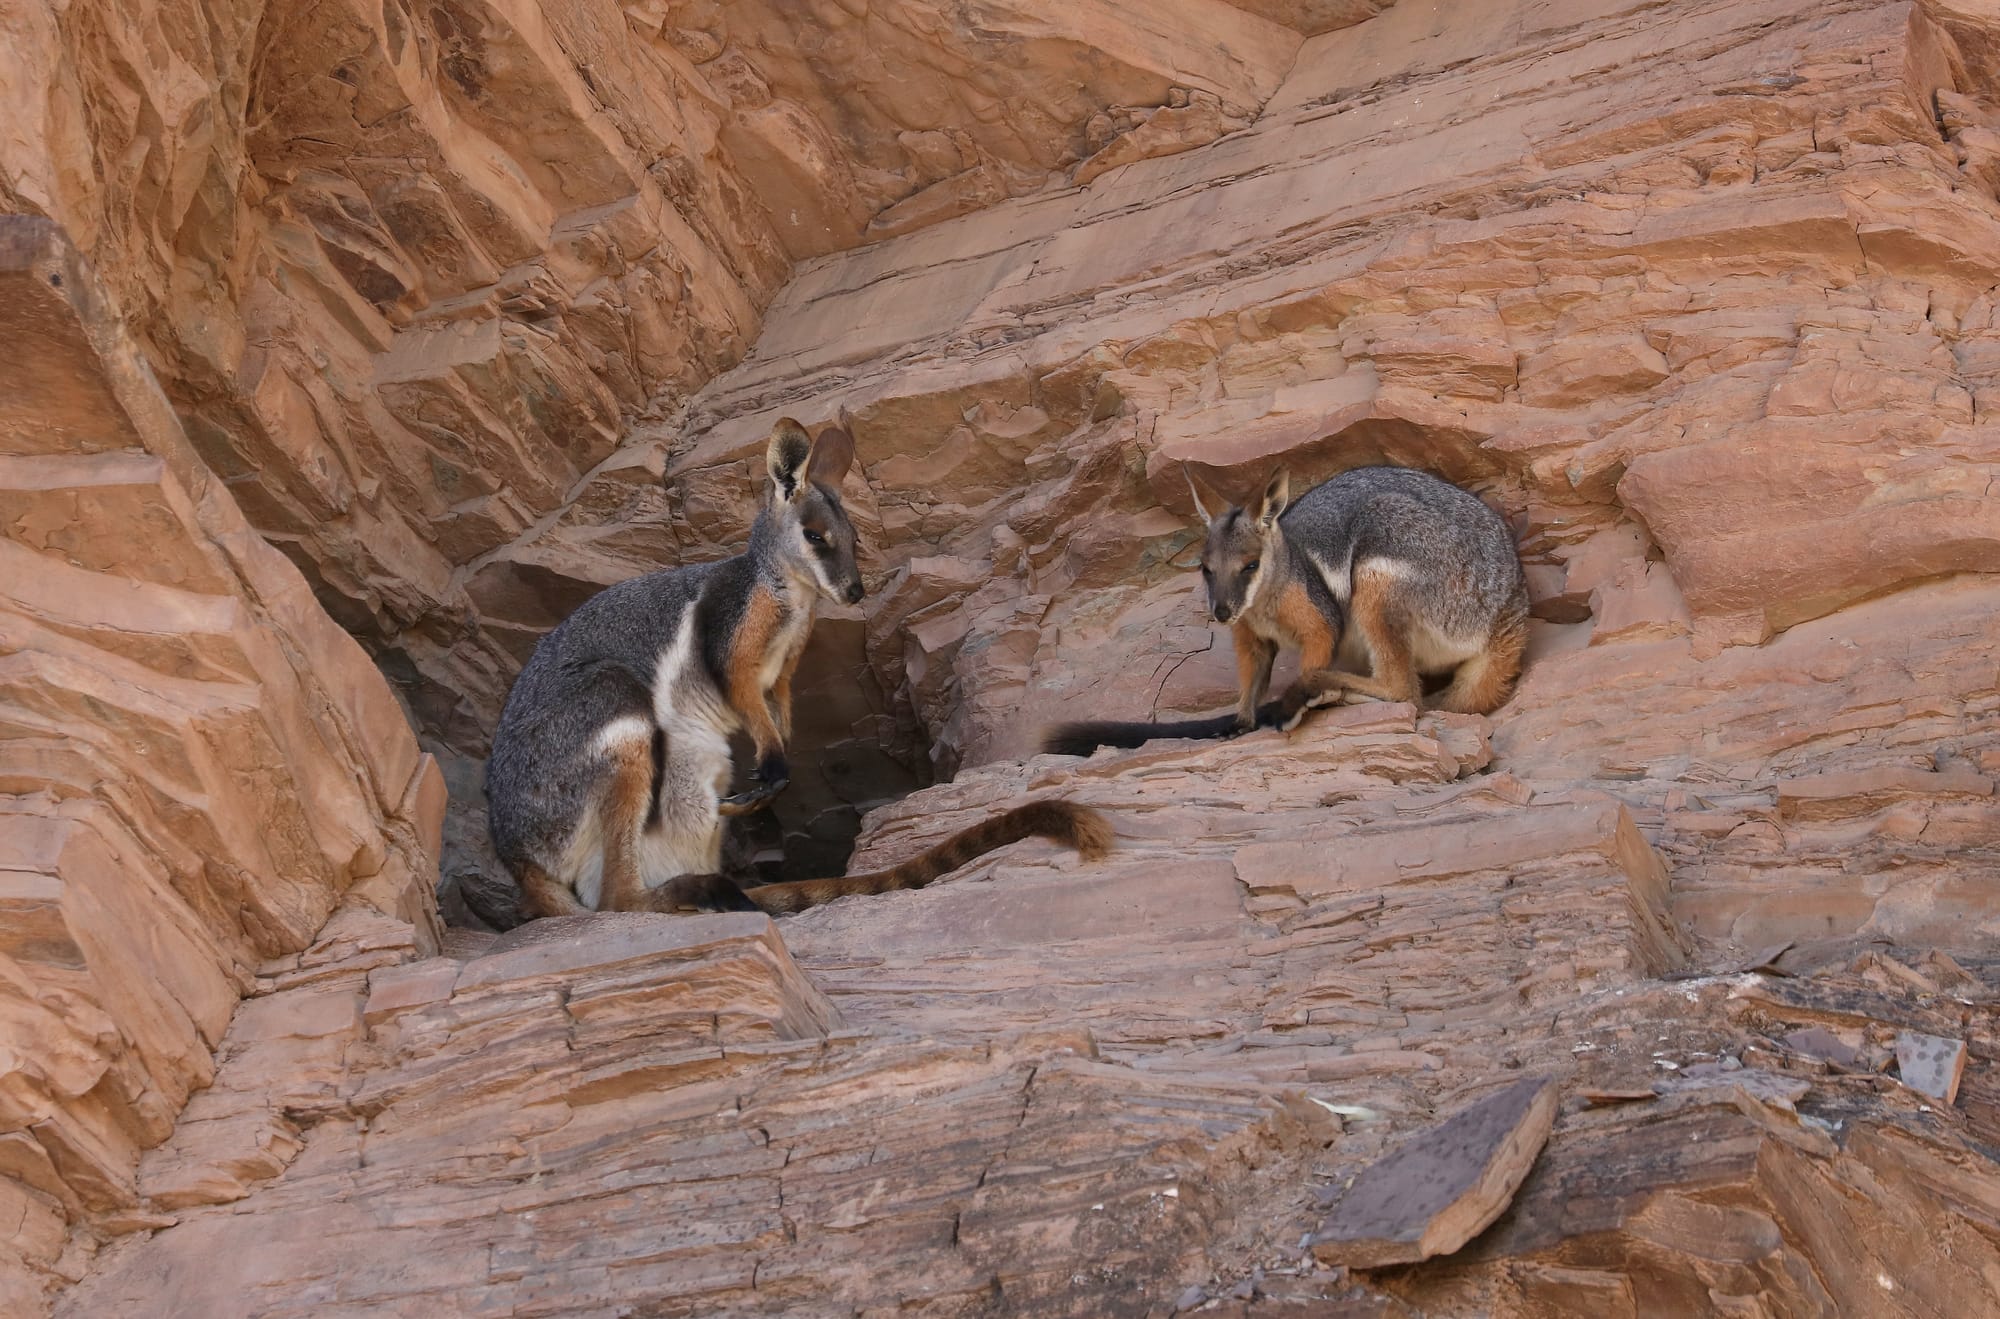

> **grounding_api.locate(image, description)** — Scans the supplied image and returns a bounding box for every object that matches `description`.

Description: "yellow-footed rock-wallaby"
[1044,465,1529,757]
[488,416,1111,918]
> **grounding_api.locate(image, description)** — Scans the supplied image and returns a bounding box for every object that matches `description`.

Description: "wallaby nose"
[1213,604,1232,623]
[845,582,865,605]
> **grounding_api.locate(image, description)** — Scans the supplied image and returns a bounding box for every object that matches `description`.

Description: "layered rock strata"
[460,0,2000,879]
[6,0,2000,1313]
[56,701,2000,1315]
[0,218,439,1311]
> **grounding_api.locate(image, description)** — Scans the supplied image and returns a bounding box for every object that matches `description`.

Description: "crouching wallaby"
[488,416,1112,919]
[1043,465,1528,757]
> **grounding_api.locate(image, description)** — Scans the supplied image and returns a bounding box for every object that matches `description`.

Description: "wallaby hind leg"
[516,860,590,919]
[1431,615,1528,715]
[594,726,660,913]
[1267,565,1422,729]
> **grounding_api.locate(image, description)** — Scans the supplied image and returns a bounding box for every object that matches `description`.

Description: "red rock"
[11,0,2000,1314]
[0,218,436,1307]
[1310,1077,1559,1269]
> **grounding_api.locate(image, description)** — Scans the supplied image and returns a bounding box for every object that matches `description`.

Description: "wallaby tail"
[1039,714,1241,757]
[740,800,1113,915]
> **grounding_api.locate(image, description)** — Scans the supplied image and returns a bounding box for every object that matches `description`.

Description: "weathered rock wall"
[2,0,784,755]
[433,0,2000,895]
[0,0,1336,751]
[3,0,1386,892]
[653,0,2000,774]
[0,218,441,1311]
[9,0,2000,1313]
[51,696,2000,1315]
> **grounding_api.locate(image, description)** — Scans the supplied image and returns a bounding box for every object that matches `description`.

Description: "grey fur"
[1230,465,1526,646]
[1210,464,1528,723]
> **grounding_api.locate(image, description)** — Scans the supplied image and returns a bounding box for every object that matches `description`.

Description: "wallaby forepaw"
[719,779,788,815]
[1254,697,1309,733]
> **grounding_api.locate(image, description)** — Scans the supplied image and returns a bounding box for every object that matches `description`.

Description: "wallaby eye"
[804,529,827,547]
[1243,559,1261,574]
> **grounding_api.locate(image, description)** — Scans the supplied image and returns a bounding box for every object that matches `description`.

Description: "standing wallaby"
[1043,465,1529,757]
[489,416,1112,918]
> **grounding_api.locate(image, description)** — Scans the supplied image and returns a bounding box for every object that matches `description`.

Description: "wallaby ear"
[766,418,813,503]
[1182,464,1220,523]
[1251,467,1290,530]
[807,421,855,488]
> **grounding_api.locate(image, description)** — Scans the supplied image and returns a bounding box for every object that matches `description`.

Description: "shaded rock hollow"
[5,0,2000,1314]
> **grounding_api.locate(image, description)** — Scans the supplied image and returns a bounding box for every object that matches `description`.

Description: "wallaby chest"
[759,581,816,688]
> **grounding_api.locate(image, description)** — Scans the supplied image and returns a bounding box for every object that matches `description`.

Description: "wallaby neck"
[1238,525,1304,629]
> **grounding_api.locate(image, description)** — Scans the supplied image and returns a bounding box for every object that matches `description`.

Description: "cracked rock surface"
[6,0,2000,1314]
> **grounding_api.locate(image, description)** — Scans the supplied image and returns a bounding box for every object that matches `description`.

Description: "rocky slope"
[0,217,441,1311]
[5,0,2000,1314]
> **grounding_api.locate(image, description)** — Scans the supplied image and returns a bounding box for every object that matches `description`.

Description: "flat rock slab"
[1312,1076,1559,1269]
[1896,1031,1968,1104]
[1785,1026,1863,1070]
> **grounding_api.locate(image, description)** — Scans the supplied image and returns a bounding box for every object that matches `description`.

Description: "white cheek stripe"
[801,526,839,600]
[1239,561,1267,614]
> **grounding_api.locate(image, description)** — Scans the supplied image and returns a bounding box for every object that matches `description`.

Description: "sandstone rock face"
[0,0,1393,887]
[10,0,2000,1313]
[0,219,439,1311]
[53,703,2000,1316]
[477,0,2000,875]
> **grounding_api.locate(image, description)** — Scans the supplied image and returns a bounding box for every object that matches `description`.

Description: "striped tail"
[1039,713,1242,757]
[741,800,1113,915]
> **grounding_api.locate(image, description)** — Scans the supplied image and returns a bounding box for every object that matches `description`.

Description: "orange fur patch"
[1276,580,1337,673]
[726,585,786,757]
[1232,622,1277,721]
[1434,614,1528,715]
[596,734,659,913]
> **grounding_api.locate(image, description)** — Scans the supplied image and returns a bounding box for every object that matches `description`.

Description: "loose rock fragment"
[1310,1077,1559,1269]
[1784,1027,1862,1070]
[1580,1088,1658,1107]
[1894,1032,1968,1104]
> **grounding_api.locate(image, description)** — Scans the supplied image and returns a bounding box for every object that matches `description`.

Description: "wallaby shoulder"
[693,538,806,693]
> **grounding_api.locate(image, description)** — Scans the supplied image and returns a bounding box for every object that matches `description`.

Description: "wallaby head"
[1186,466,1289,624]
[763,417,864,605]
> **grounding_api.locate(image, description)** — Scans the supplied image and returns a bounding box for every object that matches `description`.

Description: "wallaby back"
[1280,465,1525,644]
